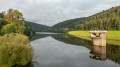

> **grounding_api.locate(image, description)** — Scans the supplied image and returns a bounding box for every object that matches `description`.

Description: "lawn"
[68,31,120,45]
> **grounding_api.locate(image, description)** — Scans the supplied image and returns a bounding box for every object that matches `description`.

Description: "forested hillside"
[49,6,120,33]
[48,18,85,33]
[52,17,85,28]
[25,21,50,32]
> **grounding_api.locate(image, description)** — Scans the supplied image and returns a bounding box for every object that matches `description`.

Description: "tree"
[0,9,35,38]
[0,18,8,30]
[4,9,24,23]
[24,24,35,39]
[0,12,5,18]
[4,9,25,34]
[1,24,16,35]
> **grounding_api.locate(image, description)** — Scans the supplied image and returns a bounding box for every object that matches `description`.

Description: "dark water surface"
[29,33,120,67]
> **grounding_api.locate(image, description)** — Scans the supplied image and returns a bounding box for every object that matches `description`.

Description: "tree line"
[48,6,120,33]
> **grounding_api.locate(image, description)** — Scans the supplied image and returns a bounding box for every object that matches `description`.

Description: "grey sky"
[0,0,120,26]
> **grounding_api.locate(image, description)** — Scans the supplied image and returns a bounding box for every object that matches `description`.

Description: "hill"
[52,17,85,28]
[48,17,86,33]
[49,6,120,33]
[25,21,50,32]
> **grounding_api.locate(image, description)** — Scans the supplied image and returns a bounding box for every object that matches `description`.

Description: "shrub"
[0,33,29,45]
[0,33,33,67]
[0,42,33,67]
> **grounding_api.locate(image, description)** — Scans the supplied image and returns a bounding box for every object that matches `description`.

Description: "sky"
[0,0,120,26]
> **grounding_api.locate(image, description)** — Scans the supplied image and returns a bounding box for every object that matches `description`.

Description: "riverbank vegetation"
[68,31,120,45]
[0,33,33,67]
[0,9,35,67]
[0,9,35,38]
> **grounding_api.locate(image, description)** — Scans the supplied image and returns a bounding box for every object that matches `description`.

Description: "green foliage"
[81,6,120,30]
[24,24,35,39]
[0,9,34,67]
[0,12,5,18]
[0,33,29,45]
[0,33,33,67]
[4,9,25,34]
[0,43,33,67]
[0,18,8,30]
[52,18,85,28]
[4,9,24,23]
[50,6,120,32]
[1,23,35,39]
[1,24,16,34]
[0,9,35,38]
[49,18,85,33]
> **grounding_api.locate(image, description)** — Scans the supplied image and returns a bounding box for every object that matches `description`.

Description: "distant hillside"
[52,17,85,28]
[49,6,120,33]
[48,17,86,33]
[25,21,50,32]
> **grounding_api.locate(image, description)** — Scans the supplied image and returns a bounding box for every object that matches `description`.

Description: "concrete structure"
[90,46,106,61]
[89,30,107,46]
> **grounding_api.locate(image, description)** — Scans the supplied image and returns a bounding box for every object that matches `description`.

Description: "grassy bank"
[68,31,120,45]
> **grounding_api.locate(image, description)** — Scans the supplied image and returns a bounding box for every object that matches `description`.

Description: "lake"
[28,32,120,67]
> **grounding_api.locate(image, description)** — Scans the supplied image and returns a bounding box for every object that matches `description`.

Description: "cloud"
[0,0,120,26]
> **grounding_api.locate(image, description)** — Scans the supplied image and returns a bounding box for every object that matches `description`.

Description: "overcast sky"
[0,0,120,26]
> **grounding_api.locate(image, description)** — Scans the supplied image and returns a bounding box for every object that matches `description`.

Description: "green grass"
[68,31,120,45]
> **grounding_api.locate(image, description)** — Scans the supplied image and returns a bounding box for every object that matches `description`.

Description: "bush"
[0,33,29,45]
[0,43,33,67]
[0,33,33,67]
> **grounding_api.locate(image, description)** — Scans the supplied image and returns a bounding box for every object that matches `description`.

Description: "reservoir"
[29,32,120,67]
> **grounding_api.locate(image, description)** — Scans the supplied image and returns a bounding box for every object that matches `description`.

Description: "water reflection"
[51,34,120,64]
[31,33,120,67]
[90,46,106,61]
[31,34,50,41]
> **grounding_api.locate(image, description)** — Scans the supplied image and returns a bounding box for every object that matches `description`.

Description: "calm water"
[29,33,120,67]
